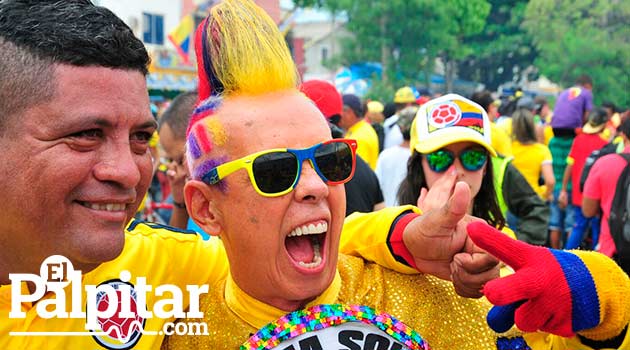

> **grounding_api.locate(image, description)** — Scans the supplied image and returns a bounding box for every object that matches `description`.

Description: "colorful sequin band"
[496,336,531,350]
[240,304,430,350]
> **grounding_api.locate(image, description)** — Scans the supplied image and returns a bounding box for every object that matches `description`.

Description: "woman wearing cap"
[393,95,630,349]
[397,94,505,229]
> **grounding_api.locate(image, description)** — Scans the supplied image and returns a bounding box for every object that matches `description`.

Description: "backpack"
[609,153,630,274]
[579,143,618,192]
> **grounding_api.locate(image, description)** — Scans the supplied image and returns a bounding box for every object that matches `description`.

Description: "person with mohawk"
[164,1,630,349]
[0,2,513,349]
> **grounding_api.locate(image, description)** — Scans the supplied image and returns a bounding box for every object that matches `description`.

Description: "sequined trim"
[240,304,430,350]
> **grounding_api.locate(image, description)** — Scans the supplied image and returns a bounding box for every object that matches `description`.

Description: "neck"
[265,295,315,312]
[400,140,410,148]
[348,118,361,129]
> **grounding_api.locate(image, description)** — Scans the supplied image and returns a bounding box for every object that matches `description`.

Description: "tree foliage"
[457,0,535,91]
[296,0,490,97]
[295,0,629,106]
[523,0,630,106]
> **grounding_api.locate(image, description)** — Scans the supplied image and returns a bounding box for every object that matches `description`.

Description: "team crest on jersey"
[428,102,462,129]
[90,280,146,350]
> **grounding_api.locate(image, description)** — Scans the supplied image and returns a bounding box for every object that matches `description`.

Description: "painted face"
[0,65,156,273]
[192,91,346,311]
[421,141,487,204]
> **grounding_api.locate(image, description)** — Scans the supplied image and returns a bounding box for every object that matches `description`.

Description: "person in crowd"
[470,90,512,157]
[164,2,630,349]
[551,75,594,133]
[0,1,230,349]
[375,106,416,207]
[397,95,508,233]
[470,91,549,245]
[157,91,197,230]
[534,95,554,144]
[339,93,379,169]
[300,80,385,215]
[561,107,610,250]
[583,117,630,269]
[510,108,555,201]
[365,100,386,152]
[548,133,577,248]
[602,101,622,139]
[383,87,417,150]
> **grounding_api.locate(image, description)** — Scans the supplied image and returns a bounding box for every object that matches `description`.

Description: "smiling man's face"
[0,64,156,274]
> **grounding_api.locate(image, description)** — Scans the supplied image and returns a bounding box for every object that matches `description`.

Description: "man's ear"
[184,180,223,236]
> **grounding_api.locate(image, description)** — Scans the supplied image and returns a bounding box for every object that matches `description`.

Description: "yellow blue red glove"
[468,222,630,341]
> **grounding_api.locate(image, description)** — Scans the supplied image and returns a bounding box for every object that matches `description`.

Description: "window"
[321,47,328,61]
[143,13,164,45]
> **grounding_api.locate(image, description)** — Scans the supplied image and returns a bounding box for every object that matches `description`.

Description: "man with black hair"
[340,94,379,169]
[0,2,228,349]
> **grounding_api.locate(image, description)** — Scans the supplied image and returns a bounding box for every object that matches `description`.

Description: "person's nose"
[292,160,329,202]
[93,141,142,189]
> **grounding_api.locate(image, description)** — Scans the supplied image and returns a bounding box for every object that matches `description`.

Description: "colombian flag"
[168,15,195,64]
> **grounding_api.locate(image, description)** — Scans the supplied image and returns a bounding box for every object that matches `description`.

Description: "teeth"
[288,222,328,237]
[297,241,322,269]
[84,202,126,211]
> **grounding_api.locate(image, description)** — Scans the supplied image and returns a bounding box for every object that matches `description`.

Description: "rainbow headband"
[241,304,430,350]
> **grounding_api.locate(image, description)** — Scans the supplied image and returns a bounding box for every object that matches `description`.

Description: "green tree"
[295,0,491,96]
[457,0,536,91]
[523,0,630,106]
[439,0,491,92]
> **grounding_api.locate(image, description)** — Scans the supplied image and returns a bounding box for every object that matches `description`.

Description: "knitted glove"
[467,221,630,340]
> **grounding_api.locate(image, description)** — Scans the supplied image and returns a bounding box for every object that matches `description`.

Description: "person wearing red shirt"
[582,117,630,258]
[560,108,610,249]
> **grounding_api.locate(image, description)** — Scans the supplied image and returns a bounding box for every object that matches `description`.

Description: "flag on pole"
[168,15,195,64]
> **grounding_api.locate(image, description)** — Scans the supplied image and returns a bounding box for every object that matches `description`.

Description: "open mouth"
[285,221,328,270]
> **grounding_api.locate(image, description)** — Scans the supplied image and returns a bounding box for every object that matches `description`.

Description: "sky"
[279,0,346,24]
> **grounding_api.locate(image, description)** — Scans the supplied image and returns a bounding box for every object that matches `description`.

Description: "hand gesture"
[467,221,610,337]
[404,181,500,298]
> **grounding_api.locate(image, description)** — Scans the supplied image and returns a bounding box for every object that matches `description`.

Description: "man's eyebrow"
[137,120,158,130]
[88,119,158,130]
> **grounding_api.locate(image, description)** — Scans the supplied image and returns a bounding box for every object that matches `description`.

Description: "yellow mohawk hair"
[207,0,298,96]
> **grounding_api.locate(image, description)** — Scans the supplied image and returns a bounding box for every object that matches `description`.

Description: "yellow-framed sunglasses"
[201,139,357,197]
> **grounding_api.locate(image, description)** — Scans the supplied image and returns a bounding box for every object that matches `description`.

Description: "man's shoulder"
[356,120,379,139]
[597,152,628,165]
[126,219,202,242]
[589,152,628,178]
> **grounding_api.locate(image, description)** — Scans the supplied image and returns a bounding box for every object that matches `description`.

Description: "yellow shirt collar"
[225,270,342,329]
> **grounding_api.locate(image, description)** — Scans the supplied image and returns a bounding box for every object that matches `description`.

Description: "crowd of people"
[1,0,629,350]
